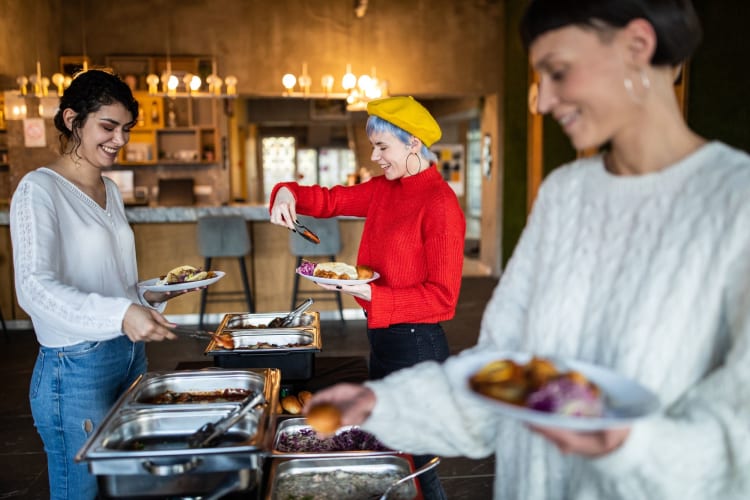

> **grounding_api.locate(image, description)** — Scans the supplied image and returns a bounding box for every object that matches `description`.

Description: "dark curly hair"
[53,69,139,156]
[520,0,702,66]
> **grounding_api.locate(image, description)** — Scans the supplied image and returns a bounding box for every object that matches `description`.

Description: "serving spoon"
[376,456,441,500]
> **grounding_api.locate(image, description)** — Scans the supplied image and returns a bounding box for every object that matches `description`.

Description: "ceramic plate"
[454,350,660,431]
[139,271,225,292]
[296,271,380,286]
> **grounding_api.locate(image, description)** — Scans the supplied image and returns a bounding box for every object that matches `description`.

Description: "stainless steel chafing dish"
[205,312,322,379]
[266,455,420,500]
[76,368,281,498]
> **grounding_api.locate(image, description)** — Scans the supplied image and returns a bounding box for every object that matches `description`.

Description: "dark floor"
[0,277,499,499]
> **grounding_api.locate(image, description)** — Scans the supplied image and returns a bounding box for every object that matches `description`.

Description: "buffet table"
[90,355,424,500]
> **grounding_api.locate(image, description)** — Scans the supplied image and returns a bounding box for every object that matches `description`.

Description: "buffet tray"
[76,368,281,497]
[265,455,420,500]
[206,312,321,379]
[204,311,322,354]
[268,417,396,458]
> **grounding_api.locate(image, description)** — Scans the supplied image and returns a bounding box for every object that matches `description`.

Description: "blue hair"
[366,115,437,163]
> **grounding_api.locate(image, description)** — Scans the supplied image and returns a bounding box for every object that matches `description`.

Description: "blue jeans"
[367,323,449,500]
[29,335,146,500]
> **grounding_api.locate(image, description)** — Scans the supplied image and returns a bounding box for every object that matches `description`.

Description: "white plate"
[139,271,226,292]
[296,270,380,286]
[454,351,660,431]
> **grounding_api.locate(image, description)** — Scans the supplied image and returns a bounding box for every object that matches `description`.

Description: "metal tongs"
[293,219,320,244]
[268,297,314,328]
[187,392,266,448]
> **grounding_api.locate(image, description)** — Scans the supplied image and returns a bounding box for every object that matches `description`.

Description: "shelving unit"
[119,91,221,166]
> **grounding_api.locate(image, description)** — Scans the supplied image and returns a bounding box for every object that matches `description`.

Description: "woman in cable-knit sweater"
[306,1,750,498]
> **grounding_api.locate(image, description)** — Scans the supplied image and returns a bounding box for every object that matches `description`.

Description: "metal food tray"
[205,311,321,355]
[76,368,282,465]
[75,368,281,498]
[265,455,420,500]
[269,417,397,458]
[127,368,270,407]
[221,311,318,331]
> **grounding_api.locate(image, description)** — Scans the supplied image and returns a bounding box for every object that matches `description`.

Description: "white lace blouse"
[10,168,158,347]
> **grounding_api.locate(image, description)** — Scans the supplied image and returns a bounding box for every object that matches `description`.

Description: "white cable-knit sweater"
[10,168,160,347]
[362,142,750,499]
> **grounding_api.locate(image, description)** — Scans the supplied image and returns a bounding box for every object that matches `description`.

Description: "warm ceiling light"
[342,64,357,91]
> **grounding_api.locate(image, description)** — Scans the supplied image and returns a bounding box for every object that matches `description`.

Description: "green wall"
[689,0,750,151]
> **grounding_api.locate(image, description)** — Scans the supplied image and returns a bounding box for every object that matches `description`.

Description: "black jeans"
[367,323,449,500]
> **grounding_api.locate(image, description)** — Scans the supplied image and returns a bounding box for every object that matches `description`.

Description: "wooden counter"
[0,206,365,326]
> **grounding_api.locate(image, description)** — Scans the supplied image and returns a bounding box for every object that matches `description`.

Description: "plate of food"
[296,260,379,286]
[455,351,660,431]
[139,265,225,292]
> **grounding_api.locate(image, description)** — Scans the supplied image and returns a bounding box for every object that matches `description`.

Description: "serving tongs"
[187,392,266,448]
[292,219,320,244]
[268,297,314,328]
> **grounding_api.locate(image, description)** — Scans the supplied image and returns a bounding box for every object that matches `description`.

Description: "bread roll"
[297,390,313,407]
[356,265,374,279]
[306,403,342,434]
[281,394,303,414]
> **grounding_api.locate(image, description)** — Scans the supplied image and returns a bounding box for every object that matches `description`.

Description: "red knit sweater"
[270,166,465,328]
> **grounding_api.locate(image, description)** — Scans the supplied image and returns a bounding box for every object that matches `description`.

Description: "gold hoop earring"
[405,152,422,176]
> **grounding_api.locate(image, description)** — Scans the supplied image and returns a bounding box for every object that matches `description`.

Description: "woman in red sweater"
[270,95,464,500]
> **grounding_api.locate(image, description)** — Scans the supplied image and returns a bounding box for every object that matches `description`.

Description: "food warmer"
[76,368,281,498]
[204,311,321,380]
[265,455,421,500]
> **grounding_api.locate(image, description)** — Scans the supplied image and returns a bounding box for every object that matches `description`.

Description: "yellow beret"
[366,96,442,147]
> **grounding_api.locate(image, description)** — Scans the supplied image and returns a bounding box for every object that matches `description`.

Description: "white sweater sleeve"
[11,179,133,339]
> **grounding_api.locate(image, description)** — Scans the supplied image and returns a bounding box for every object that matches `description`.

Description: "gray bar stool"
[289,215,345,323]
[196,215,255,329]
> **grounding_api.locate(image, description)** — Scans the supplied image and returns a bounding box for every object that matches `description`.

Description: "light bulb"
[190,75,202,93]
[167,75,179,96]
[224,76,237,96]
[52,73,65,96]
[342,64,356,91]
[146,74,160,95]
[282,73,296,92]
[17,76,28,95]
[357,74,372,91]
[321,74,335,94]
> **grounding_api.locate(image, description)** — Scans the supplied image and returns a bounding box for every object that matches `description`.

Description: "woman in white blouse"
[10,69,199,499]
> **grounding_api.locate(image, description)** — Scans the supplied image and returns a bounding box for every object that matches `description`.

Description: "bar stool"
[289,215,345,322]
[196,215,255,329]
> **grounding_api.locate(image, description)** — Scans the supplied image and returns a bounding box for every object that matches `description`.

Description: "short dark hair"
[53,69,139,155]
[519,0,702,66]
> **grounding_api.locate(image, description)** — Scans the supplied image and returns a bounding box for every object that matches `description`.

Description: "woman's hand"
[529,425,631,457]
[269,186,297,230]
[144,286,206,305]
[122,304,177,342]
[303,383,377,427]
[317,282,372,301]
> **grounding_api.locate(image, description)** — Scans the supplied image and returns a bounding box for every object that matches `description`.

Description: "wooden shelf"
[118,91,220,166]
